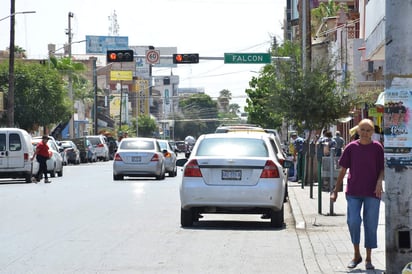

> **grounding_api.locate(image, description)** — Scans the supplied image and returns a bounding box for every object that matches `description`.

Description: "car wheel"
[181,208,194,227]
[113,174,123,180]
[169,167,177,177]
[270,206,284,228]
[25,173,31,183]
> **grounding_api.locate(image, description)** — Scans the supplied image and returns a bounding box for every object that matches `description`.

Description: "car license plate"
[222,170,241,180]
[131,156,141,162]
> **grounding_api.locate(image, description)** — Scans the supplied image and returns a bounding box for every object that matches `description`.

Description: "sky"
[0,0,285,108]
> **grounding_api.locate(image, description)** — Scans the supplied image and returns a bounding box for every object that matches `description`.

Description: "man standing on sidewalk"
[330,119,384,270]
[291,132,305,182]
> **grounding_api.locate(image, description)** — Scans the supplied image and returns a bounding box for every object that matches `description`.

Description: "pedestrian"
[32,135,52,183]
[291,132,305,182]
[330,119,384,270]
[333,130,345,157]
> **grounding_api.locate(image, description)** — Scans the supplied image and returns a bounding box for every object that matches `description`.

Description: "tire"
[270,206,284,228]
[181,208,194,227]
[169,166,177,177]
[25,173,31,183]
[113,174,123,180]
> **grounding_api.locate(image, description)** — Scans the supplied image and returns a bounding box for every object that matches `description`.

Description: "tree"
[245,40,355,135]
[7,45,27,58]
[175,94,219,137]
[130,115,157,137]
[217,89,232,112]
[0,60,71,131]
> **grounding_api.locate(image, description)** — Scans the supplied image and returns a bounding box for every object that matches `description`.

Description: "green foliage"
[178,94,219,135]
[0,60,71,130]
[245,40,355,135]
[132,115,157,137]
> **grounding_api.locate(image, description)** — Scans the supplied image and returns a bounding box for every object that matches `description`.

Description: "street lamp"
[3,7,36,127]
[0,10,35,22]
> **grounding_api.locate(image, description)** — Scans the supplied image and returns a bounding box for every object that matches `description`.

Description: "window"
[9,133,22,151]
[0,134,5,151]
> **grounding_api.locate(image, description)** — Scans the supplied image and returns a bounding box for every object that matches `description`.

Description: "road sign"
[110,71,133,81]
[146,50,160,64]
[224,53,271,64]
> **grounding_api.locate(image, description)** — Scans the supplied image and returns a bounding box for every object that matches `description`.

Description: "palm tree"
[7,45,26,58]
[218,89,232,112]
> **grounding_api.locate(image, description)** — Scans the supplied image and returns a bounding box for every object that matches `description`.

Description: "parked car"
[86,135,110,161]
[113,137,166,180]
[157,139,177,177]
[72,137,97,163]
[0,128,38,183]
[60,140,80,165]
[175,141,186,153]
[177,133,293,228]
[32,137,64,177]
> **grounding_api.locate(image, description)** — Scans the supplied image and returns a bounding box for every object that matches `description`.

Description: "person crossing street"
[32,135,52,183]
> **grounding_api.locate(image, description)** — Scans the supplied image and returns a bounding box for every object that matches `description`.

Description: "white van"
[0,128,37,183]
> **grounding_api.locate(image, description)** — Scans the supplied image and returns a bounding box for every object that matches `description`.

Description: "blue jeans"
[346,195,381,249]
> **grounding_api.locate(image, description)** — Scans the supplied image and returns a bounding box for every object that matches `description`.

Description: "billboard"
[384,89,412,167]
[86,35,129,54]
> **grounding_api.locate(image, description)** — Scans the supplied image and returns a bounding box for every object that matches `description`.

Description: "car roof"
[215,124,265,133]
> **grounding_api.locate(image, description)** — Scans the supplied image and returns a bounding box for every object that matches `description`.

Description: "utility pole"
[67,12,74,138]
[385,1,412,273]
[7,0,15,127]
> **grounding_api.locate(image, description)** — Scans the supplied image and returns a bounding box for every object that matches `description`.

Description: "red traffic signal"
[106,49,134,62]
[173,53,199,64]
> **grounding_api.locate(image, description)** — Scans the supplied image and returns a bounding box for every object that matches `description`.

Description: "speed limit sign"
[146,50,160,64]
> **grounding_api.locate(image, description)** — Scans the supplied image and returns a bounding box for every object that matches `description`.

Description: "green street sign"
[224,53,271,64]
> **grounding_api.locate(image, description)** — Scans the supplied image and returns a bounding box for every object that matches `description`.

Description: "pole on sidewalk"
[328,148,335,216]
[318,160,322,214]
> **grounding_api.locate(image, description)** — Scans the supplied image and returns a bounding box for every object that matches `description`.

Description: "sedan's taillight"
[183,159,202,177]
[151,154,160,161]
[114,153,122,161]
[260,160,280,178]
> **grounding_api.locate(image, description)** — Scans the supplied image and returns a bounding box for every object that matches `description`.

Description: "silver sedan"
[177,133,293,228]
[113,137,166,180]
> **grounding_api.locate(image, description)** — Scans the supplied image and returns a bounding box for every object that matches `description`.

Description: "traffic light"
[106,49,134,62]
[172,53,199,64]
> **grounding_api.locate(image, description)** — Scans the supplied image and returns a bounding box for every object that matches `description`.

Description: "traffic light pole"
[133,55,292,62]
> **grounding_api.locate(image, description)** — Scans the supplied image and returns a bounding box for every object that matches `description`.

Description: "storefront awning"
[375,92,384,106]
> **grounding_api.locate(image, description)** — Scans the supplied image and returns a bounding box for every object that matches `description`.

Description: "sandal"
[347,257,362,268]
[365,261,375,270]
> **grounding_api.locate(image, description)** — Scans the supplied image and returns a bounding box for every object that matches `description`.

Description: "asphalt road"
[0,160,307,274]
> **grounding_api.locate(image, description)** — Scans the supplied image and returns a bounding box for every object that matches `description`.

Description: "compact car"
[113,137,166,180]
[177,133,293,228]
[157,139,177,177]
[60,140,81,165]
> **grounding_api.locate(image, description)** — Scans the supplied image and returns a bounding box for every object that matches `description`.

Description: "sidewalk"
[288,180,386,273]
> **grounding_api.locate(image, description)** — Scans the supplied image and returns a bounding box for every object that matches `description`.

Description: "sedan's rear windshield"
[196,138,268,157]
[121,140,155,150]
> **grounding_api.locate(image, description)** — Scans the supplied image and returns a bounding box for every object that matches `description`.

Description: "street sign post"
[224,53,271,64]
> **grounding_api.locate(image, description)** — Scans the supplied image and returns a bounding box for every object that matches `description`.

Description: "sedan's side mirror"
[282,160,294,169]
[176,158,188,167]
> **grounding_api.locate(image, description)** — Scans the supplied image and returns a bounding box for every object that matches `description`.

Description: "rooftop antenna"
[108,10,119,36]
